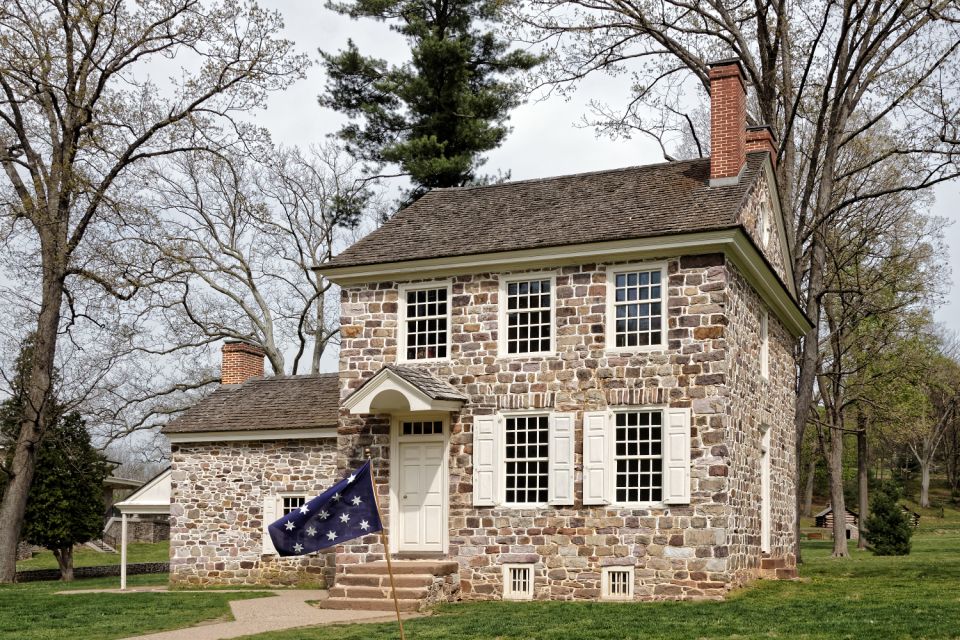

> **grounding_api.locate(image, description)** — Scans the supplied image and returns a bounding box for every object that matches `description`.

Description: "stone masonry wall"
[335,252,795,601]
[723,260,797,585]
[170,438,338,587]
[738,171,789,284]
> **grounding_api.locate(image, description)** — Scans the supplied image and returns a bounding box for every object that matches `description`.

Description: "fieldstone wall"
[169,438,339,587]
[335,250,796,601]
[724,261,797,583]
[104,518,170,547]
[738,170,789,284]
[16,562,169,583]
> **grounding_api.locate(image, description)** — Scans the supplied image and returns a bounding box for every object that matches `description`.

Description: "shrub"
[864,483,913,556]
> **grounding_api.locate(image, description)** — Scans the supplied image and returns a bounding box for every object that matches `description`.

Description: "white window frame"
[601,566,635,601]
[497,271,557,358]
[502,563,535,600]
[279,494,308,517]
[760,426,772,554]
[501,410,551,507]
[605,261,668,353]
[760,311,770,380]
[397,280,453,363]
[610,408,666,507]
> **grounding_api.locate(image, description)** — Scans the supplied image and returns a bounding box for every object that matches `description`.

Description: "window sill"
[494,352,558,361]
[604,345,668,356]
[396,357,451,365]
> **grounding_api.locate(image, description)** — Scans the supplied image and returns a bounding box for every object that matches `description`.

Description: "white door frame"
[760,426,771,554]
[388,412,450,554]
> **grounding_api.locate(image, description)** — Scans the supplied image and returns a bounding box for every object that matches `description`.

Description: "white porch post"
[120,512,128,590]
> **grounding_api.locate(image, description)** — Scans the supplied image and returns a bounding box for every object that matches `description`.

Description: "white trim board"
[318,228,812,337]
[165,427,337,443]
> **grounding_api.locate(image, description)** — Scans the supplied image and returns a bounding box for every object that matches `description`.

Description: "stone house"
[163,59,811,606]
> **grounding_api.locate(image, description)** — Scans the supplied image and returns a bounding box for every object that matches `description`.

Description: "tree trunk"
[920,458,931,508]
[857,413,869,550]
[53,547,74,582]
[802,453,817,517]
[828,422,849,557]
[0,266,66,583]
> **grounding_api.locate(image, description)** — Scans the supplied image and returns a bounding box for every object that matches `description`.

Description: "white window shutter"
[583,411,610,505]
[262,495,278,554]
[473,414,497,506]
[664,408,692,504]
[548,412,575,506]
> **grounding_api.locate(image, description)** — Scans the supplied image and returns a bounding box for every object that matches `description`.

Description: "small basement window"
[503,564,534,600]
[601,566,635,600]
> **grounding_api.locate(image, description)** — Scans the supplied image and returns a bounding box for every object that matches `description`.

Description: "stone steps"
[320,560,459,612]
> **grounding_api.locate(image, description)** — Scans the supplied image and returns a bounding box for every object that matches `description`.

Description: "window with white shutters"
[281,496,306,516]
[504,415,549,504]
[614,410,663,504]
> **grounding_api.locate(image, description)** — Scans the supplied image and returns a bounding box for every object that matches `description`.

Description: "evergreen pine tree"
[863,483,913,556]
[320,0,541,200]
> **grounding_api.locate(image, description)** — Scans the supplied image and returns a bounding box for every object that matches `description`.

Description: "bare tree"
[148,143,377,375]
[0,0,308,582]
[513,0,960,558]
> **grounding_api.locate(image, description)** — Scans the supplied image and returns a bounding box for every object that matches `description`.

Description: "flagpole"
[367,447,406,640]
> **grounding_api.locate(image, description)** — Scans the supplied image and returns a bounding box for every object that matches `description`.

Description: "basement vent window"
[503,564,534,600]
[602,566,634,600]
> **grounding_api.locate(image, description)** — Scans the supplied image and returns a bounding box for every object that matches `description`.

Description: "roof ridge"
[427,156,710,193]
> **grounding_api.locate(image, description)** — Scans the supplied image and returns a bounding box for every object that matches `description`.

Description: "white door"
[397,440,445,552]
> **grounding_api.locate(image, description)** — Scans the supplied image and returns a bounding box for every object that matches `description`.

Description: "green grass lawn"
[16,542,169,571]
[236,512,960,640]
[4,503,959,640]
[0,573,270,640]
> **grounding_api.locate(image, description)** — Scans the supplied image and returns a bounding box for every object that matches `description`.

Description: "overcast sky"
[257,1,960,341]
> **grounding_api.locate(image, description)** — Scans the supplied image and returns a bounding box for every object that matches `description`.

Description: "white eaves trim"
[165,427,337,443]
[319,227,812,338]
[115,468,171,515]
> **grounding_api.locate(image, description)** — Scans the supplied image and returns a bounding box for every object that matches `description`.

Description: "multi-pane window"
[503,565,534,600]
[505,279,551,354]
[404,287,448,360]
[602,567,634,600]
[282,496,306,515]
[504,415,549,504]
[614,411,663,503]
[612,269,663,348]
[402,420,442,436]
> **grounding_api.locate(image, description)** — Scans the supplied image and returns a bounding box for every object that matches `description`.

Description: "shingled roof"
[381,365,468,401]
[325,153,767,270]
[162,374,339,434]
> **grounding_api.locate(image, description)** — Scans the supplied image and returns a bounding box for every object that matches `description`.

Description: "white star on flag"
[299,505,310,515]
[318,510,330,520]
[293,543,303,553]
[351,496,362,506]
[307,526,317,537]
[339,513,350,524]
[359,520,370,531]
[284,521,295,531]
[332,492,341,501]
[326,530,337,541]
[347,474,356,483]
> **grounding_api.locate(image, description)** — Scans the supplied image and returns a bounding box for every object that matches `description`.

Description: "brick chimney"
[709,59,747,186]
[221,340,265,385]
[746,124,778,168]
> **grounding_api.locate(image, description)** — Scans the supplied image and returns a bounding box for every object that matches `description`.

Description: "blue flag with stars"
[268,461,383,556]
